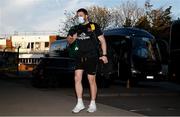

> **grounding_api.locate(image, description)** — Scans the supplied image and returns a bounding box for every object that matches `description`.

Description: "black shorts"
[75,57,98,75]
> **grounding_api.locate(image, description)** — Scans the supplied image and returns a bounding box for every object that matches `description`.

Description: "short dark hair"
[77,8,88,15]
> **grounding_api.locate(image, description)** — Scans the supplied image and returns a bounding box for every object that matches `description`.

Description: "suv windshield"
[50,40,68,51]
[49,40,68,57]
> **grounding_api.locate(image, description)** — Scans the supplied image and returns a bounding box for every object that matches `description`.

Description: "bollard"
[126,79,130,88]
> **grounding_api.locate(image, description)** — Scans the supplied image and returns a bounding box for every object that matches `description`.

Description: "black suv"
[32,27,163,87]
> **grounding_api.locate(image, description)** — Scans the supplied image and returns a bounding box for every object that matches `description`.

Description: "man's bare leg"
[72,69,85,113]
[87,74,97,112]
[75,69,84,98]
[88,74,97,100]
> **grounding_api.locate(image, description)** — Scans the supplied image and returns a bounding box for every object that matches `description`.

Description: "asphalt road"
[95,81,180,116]
[0,75,180,116]
[0,76,141,116]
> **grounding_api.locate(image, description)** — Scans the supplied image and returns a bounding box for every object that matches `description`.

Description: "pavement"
[0,77,143,116]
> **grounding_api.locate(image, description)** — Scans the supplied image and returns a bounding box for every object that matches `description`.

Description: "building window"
[31,42,34,49]
[35,42,40,50]
[27,43,30,49]
[45,42,49,48]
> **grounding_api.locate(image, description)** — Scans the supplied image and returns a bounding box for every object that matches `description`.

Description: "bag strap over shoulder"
[89,23,102,56]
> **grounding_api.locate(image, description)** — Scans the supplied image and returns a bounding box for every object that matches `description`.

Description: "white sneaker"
[87,104,97,113]
[72,104,85,113]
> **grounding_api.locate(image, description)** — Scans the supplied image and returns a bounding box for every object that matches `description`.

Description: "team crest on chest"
[78,33,90,40]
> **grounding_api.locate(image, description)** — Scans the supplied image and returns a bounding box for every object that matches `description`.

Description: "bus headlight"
[131,68,140,74]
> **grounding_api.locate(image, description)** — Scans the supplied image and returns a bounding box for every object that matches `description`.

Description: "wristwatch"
[102,54,107,57]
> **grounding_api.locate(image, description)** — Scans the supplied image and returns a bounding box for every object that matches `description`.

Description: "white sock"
[90,100,96,106]
[77,98,83,105]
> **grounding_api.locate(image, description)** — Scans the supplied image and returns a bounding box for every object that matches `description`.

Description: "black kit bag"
[90,23,115,76]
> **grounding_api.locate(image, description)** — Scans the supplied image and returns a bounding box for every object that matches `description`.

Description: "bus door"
[169,20,180,81]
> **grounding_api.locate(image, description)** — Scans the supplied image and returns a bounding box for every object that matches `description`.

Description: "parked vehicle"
[32,27,163,88]
[104,27,163,84]
[169,20,180,82]
[32,37,116,88]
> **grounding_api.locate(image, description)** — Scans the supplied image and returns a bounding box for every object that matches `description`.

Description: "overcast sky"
[0,0,179,35]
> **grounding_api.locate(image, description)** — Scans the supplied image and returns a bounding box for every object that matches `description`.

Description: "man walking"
[67,8,108,113]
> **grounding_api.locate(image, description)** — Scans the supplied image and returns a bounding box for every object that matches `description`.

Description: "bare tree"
[144,0,172,40]
[59,6,111,35]
[87,6,111,30]
[59,0,172,38]
[59,11,78,36]
[111,0,145,27]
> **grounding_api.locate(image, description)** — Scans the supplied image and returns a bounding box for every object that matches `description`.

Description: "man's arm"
[98,35,108,64]
[98,35,107,55]
[67,26,78,44]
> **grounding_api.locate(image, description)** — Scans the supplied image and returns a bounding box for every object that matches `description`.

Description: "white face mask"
[78,16,85,24]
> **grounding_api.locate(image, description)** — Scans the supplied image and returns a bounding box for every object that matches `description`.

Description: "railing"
[0,48,49,54]
[19,58,41,65]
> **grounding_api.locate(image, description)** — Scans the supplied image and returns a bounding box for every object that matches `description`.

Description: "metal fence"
[0,51,18,73]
